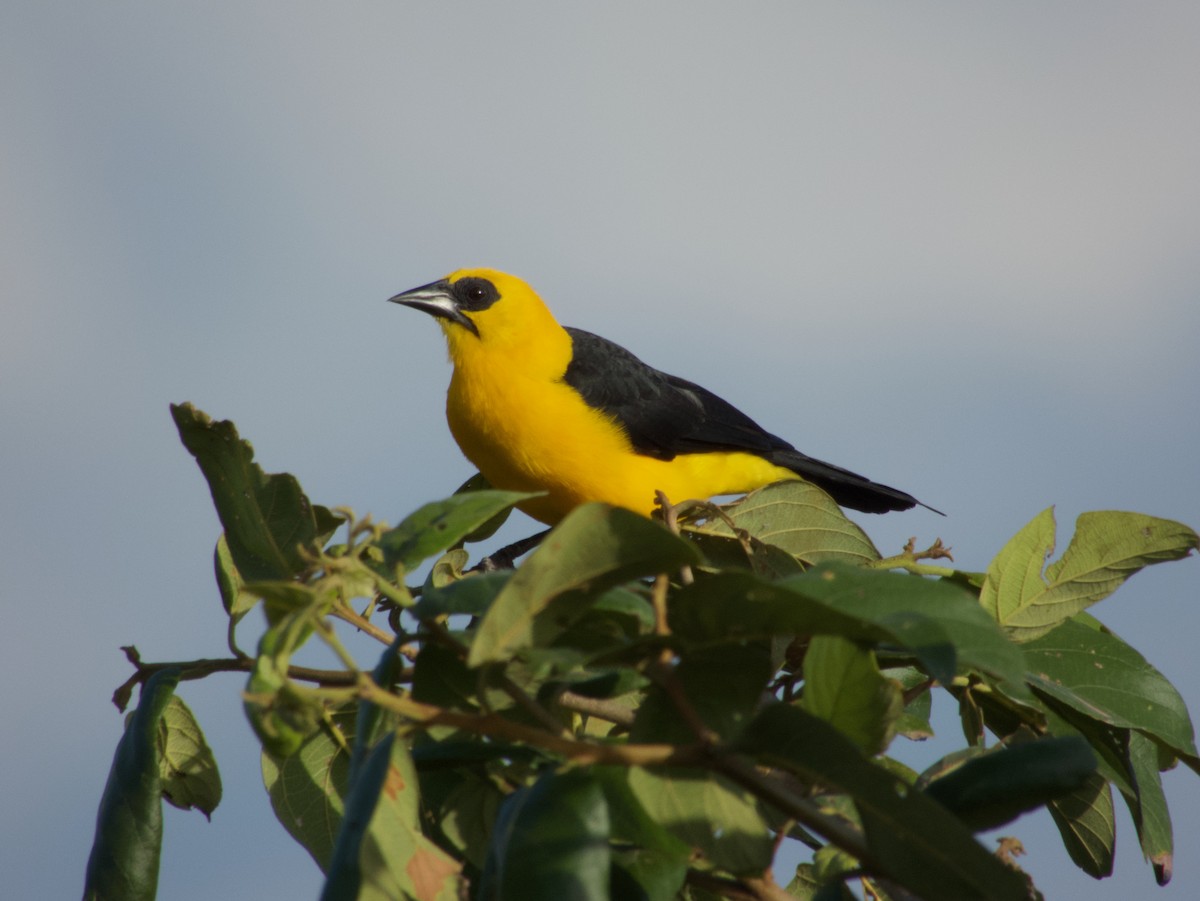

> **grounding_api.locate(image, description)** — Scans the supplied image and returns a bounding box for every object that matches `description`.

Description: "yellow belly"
[446,367,797,524]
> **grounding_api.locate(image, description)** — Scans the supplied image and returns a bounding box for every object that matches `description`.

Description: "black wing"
[561,328,930,514]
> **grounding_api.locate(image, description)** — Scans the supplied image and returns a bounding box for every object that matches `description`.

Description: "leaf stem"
[330,603,394,645]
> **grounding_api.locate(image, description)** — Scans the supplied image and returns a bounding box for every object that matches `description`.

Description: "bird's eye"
[455,277,500,311]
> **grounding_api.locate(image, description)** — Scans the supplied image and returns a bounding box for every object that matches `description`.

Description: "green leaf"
[980,508,1199,641]
[84,668,180,901]
[884,666,934,741]
[673,564,1028,695]
[1047,771,1115,878]
[412,571,510,620]
[625,645,777,876]
[626,768,775,876]
[480,768,612,900]
[683,480,881,566]
[633,644,773,745]
[262,708,356,872]
[377,489,539,574]
[684,530,806,579]
[592,765,691,877]
[350,639,404,783]
[1121,730,1173,885]
[732,703,1031,900]
[671,571,956,686]
[921,736,1096,831]
[610,847,689,901]
[803,636,904,756]
[245,605,325,756]
[214,533,256,620]
[418,760,507,869]
[172,402,336,581]
[784,863,824,900]
[468,503,700,667]
[411,636,476,704]
[784,565,1029,696]
[1024,617,1198,759]
[158,695,222,818]
[322,732,463,901]
[453,471,519,543]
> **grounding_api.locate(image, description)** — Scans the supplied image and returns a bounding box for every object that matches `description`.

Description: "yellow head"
[389,268,570,374]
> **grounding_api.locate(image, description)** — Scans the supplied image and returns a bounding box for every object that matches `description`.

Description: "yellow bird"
[390,268,932,525]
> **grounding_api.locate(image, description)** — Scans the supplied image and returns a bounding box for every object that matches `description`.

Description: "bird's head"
[389,268,567,365]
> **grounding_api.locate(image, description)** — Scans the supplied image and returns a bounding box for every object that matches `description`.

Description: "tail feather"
[767,449,942,515]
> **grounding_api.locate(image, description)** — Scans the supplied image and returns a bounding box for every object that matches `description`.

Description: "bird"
[389,268,934,525]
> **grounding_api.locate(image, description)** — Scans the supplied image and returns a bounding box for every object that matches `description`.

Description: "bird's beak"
[388,279,480,336]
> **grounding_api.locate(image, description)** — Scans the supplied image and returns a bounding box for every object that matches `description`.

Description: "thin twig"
[330,603,395,645]
[654,491,694,585]
[111,647,367,711]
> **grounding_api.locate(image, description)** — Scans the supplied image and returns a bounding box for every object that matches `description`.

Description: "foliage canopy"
[84,403,1199,901]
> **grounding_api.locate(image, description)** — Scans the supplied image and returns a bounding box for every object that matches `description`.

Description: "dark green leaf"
[626,645,777,875]
[419,763,506,869]
[1047,771,1115,879]
[214,533,256,620]
[632,644,773,745]
[786,565,1029,695]
[922,736,1096,831]
[469,503,700,667]
[378,489,539,574]
[610,847,689,901]
[980,508,1199,642]
[1036,699,1137,801]
[349,639,404,783]
[84,668,179,901]
[454,472,519,543]
[480,768,611,900]
[158,695,222,818]
[322,732,463,900]
[732,703,1030,900]
[1024,617,1198,759]
[172,402,334,581]
[1121,730,1173,885]
[671,570,957,685]
[413,642,493,719]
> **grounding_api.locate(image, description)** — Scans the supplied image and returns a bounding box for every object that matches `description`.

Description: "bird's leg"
[470,528,551,572]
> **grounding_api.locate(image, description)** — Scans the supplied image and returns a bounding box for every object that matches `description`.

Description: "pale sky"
[3,3,1198,899]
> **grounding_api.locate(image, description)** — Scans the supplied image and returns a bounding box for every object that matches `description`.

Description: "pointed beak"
[388,279,479,336]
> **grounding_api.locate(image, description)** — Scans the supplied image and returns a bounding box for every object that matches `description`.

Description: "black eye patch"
[453,277,500,311]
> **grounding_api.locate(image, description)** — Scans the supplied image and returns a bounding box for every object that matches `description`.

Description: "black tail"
[767,449,942,515]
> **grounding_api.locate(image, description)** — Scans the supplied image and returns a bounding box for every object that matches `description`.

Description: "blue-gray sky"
[3,3,1198,898]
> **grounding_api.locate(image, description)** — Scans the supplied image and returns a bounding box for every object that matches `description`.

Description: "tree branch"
[358,676,699,767]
